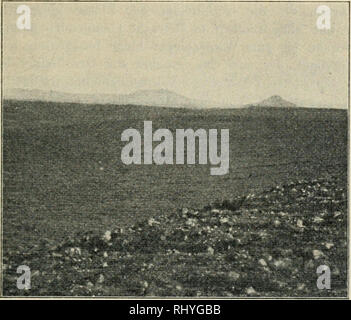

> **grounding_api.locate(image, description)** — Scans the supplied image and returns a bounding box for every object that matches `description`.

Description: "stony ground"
[3,175,347,297]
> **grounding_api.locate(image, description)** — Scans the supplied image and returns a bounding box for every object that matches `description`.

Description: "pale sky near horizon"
[3,2,349,107]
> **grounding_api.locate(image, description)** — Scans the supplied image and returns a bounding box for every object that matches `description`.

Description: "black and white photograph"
[0,1,349,298]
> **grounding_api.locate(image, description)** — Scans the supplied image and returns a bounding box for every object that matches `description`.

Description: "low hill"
[245,95,298,108]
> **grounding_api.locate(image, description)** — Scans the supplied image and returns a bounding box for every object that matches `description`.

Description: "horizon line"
[3,87,348,109]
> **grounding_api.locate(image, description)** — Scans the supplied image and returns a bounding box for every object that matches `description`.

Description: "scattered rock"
[258,259,267,267]
[228,271,240,281]
[313,250,323,260]
[246,287,258,296]
[103,231,111,242]
[296,219,304,229]
[3,176,346,297]
[97,274,104,284]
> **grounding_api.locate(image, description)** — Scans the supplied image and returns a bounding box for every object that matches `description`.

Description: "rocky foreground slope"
[3,176,347,297]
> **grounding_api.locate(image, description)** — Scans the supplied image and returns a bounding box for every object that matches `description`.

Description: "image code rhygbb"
[1,2,349,297]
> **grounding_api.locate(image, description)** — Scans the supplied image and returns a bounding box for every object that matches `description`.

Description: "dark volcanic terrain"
[2,99,348,296]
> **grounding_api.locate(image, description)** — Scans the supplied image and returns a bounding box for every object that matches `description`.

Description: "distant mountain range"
[4,88,344,109]
[4,88,229,109]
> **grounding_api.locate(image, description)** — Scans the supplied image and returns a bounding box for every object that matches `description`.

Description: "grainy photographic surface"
[1,1,349,298]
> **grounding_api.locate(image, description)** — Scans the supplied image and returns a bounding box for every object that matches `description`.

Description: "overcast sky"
[3,2,349,107]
